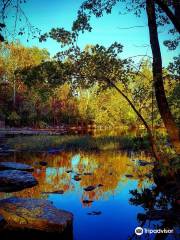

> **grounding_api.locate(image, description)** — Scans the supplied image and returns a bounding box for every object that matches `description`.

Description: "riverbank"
[3,134,150,152]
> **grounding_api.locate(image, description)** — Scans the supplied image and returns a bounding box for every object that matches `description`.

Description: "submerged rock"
[0,162,34,172]
[73,175,81,181]
[84,186,96,191]
[0,197,73,237]
[66,170,73,173]
[83,172,93,176]
[42,190,64,194]
[97,184,103,187]
[0,170,38,192]
[82,199,93,204]
[125,174,133,178]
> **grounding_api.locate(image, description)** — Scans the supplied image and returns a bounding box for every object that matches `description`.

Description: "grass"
[5,134,150,152]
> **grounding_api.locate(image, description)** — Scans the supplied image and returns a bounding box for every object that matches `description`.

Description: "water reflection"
[0,151,153,203]
[128,183,179,240]
[2,150,178,240]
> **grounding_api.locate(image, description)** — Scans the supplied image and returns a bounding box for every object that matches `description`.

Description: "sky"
[5,0,179,66]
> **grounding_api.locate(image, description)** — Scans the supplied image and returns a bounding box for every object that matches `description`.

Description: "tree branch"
[155,0,180,33]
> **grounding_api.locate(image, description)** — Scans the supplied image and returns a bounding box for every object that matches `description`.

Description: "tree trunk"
[146,0,180,154]
[106,78,161,161]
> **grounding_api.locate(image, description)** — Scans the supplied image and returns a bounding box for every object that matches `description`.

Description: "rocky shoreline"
[0,161,73,238]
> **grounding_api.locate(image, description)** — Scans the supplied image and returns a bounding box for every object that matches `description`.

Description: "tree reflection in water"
[0,150,154,204]
[128,167,180,240]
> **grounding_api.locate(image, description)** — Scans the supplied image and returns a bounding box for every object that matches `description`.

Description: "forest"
[0,1,179,240]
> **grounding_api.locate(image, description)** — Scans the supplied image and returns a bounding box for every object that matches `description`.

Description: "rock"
[125,174,133,178]
[87,211,102,216]
[0,170,38,192]
[84,172,93,176]
[0,197,73,237]
[82,200,93,204]
[66,170,73,173]
[0,162,34,172]
[97,184,103,187]
[73,175,81,181]
[39,161,47,166]
[42,190,64,194]
[84,186,96,191]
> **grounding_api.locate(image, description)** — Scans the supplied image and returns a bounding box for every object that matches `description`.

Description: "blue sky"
[6,0,179,66]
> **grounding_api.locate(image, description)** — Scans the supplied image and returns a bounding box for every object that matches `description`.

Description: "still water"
[0,150,176,240]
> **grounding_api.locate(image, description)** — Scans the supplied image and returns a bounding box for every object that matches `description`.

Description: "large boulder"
[0,162,34,172]
[0,197,73,239]
[0,170,38,192]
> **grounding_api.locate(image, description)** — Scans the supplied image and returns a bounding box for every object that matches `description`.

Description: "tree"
[42,0,180,154]
[60,43,162,160]
[146,0,180,153]
[0,0,40,42]
[0,42,50,125]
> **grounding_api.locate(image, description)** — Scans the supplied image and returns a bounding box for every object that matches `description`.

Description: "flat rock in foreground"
[0,162,34,172]
[0,170,38,192]
[0,197,73,236]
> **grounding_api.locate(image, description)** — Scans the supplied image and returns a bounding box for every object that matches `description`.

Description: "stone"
[82,200,93,204]
[97,184,103,187]
[73,175,81,181]
[125,174,133,178]
[66,170,73,173]
[84,185,96,191]
[0,162,34,172]
[84,172,93,176]
[0,170,38,192]
[0,197,73,238]
[42,190,64,194]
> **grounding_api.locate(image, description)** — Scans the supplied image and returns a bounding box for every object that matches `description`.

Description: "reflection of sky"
[49,180,144,240]
[2,150,174,239]
[71,154,81,167]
